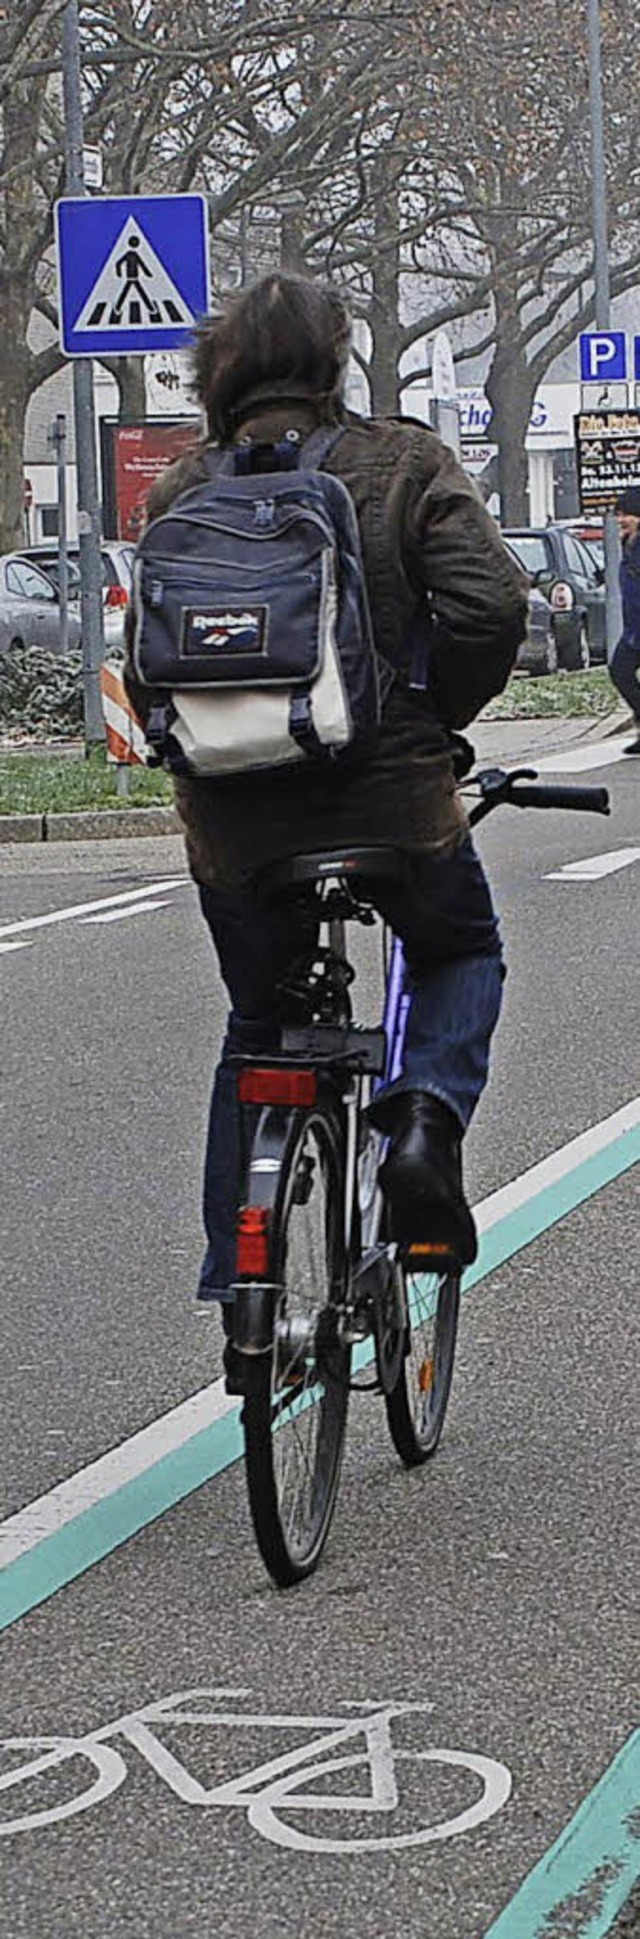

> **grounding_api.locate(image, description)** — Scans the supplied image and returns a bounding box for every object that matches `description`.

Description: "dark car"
[502,525,606,668]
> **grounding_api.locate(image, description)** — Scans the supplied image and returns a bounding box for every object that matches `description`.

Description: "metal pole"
[62,0,105,747]
[586,0,621,654]
[54,414,69,656]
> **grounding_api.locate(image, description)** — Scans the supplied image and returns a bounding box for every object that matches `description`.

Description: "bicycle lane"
[1,1145,638,1938]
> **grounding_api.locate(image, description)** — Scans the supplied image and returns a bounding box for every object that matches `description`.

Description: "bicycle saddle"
[256,847,404,894]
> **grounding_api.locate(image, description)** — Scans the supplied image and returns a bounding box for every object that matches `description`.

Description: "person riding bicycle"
[124,273,528,1340]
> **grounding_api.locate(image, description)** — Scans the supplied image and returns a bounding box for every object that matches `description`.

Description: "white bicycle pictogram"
[0,1688,512,1852]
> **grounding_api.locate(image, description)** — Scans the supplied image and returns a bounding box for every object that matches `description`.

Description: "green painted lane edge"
[1,1116,639,1637]
[483,1730,640,1939]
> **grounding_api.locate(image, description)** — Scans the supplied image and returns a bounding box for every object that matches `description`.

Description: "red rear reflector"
[236,1206,271,1277]
[238,1067,317,1106]
[105,584,129,608]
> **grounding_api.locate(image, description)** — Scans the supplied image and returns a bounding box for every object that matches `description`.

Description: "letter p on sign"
[579,331,627,382]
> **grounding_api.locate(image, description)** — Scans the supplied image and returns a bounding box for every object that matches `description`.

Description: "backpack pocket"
[134,553,330,688]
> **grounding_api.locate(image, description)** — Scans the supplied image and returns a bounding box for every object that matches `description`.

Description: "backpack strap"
[301,424,346,470]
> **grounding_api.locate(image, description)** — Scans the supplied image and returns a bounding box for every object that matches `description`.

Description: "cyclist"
[124,273,528,1335]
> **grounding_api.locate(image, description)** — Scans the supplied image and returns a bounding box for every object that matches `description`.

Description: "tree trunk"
[368,206,402,416]
[109,356,147,425]
[0,84,45,551]
[484,257,535,526]
[484,343,533,526]
[0,293,33,552]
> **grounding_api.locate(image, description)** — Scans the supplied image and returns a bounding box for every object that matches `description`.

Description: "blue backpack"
[131,426,381,777]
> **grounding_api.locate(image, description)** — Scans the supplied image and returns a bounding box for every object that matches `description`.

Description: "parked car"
[19,541,135,652]
[517,583,561,676]
[502,524,606,667]
[0,553,82,656]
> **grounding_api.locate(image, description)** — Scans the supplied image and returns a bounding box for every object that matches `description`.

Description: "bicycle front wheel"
[384,1263,460,1466]
[243,1106,350,1586]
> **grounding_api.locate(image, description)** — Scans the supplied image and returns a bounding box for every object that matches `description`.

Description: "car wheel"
[9,636,26,652]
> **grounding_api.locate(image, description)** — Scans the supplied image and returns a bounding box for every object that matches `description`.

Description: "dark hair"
[193,272,352,442]
[614,485,640,517]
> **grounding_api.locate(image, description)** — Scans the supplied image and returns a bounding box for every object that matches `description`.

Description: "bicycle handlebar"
[467,766,610,826]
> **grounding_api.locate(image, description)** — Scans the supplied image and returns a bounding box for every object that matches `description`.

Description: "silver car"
[0,554,82,655]
[19,542,135,652]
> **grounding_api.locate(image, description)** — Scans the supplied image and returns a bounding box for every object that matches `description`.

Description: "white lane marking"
[530,740,627,774]
[80,899,173,925]
[0,940,34,955]
[475,1093,640,1237]
[0,880,187,942]
[545,847,640,881]
[0,1382,238,1568]
[2,1090,639,1574]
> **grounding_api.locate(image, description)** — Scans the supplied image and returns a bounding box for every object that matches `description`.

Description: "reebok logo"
[184,606,266,656]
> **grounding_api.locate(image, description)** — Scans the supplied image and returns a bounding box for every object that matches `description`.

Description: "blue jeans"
[609,638,640,721]
[197,837,504,1300]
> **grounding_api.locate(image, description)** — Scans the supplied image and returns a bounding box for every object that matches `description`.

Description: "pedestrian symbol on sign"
[73,218,194,335]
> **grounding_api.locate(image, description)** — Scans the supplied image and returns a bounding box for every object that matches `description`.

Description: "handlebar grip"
[510,783,610,814]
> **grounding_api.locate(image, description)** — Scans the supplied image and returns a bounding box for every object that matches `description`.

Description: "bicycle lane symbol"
[0,1688,512,1853]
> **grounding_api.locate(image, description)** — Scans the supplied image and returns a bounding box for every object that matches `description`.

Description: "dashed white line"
[530,740,628,775]
[545,847,640,881]
[0,879,187,942]
[81,899,174,925]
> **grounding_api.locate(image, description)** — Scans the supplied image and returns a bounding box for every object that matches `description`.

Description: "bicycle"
[226,765,609,1586]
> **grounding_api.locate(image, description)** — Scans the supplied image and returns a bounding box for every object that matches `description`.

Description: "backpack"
[130,426,381,778]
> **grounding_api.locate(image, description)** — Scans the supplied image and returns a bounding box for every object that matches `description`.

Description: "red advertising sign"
[101,420,200,541]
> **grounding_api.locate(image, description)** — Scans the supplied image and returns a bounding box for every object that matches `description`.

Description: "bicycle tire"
[242,1104,351,1585]
[384,1263,460,1465]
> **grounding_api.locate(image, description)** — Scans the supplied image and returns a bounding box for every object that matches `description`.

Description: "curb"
[0,806,180,846]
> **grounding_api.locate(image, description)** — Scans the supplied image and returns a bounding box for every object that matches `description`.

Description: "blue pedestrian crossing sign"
[55,194,210,356]
[635,337,640,383]
[579,330,627,383]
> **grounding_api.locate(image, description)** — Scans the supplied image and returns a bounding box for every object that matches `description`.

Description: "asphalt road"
[1,731,638,1938]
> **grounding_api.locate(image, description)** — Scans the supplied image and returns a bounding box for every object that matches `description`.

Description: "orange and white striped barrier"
[100,661,148,765]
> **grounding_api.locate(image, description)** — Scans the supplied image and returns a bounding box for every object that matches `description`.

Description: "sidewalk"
[471,699,630,768]
[0,704,631,846]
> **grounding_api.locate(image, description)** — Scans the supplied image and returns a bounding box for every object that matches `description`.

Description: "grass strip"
[483,669,617,720]
[0,749,174,815]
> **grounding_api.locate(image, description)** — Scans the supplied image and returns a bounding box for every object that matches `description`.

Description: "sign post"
[47,413,69,657]
[61,0,105,749]
[584,0,622,655]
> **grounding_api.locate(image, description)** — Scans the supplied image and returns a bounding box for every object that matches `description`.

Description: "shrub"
[0,643,84,737]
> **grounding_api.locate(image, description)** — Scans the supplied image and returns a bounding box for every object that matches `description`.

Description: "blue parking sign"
[579,331,627,383]
[55,194,210,356]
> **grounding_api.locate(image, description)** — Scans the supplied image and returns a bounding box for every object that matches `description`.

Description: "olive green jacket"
[124,397,528,886]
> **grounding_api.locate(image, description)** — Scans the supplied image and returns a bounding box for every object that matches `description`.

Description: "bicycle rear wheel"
[384,1263,460,1465]
[242,1106,350,1585]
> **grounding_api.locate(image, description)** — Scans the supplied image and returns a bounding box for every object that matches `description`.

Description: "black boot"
[368,1089,477,1266]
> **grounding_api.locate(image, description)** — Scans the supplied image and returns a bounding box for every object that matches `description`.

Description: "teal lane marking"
[483,1729,640,1939]
[1,1113,639,1635]
[0,1411,244,1635]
